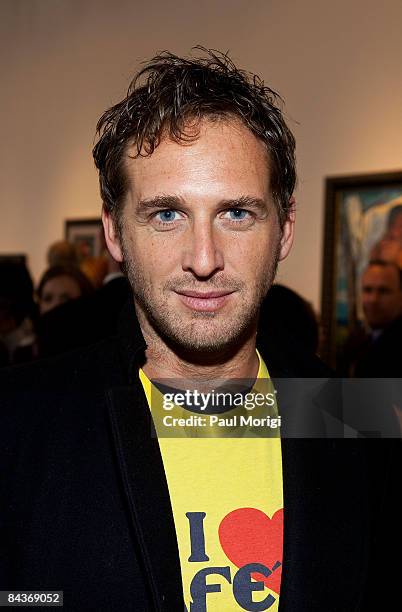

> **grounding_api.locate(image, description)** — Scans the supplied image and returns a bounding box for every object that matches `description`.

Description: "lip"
[177,290,234,298]
[175,290,235,312]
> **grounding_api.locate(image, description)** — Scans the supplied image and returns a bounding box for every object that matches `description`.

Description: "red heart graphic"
[218,507,283,594]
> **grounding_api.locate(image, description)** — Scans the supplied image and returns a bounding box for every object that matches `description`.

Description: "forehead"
[124,118,271,202]
[362,266,399,287]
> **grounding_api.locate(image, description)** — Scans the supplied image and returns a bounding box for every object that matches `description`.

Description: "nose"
[368,290,380,304]
[363,290,381,315]
[181,220,224,278]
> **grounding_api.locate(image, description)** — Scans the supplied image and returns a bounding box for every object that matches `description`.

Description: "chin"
[137,291,261,355]
[159,317,255,356]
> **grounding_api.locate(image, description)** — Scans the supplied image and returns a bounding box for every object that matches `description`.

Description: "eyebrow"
[137,195,183,210]
[362,284,393,291]
[137,195,269,211]
[218,196,268,211]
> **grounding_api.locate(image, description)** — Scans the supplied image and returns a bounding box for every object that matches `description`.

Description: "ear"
[278,196,296,261]
[102,207,123,263]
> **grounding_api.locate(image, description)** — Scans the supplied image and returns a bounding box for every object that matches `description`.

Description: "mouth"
[174,290,236,312]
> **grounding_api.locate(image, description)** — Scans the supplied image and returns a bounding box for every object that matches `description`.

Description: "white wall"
[1,0,401,310]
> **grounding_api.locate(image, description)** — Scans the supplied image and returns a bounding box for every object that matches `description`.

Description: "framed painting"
[321,170,402,369]
[65,218,103,262]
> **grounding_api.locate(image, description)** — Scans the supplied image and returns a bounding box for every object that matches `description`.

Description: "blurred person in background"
[341,260,402,376]
[11,265,94,364]
[355,260,402,376]
[37,264,94,315]
[79,254,109,288]
[37,251,129,357]
[0,258,36,366]
[259,284,319,356]
[46,240,79,268]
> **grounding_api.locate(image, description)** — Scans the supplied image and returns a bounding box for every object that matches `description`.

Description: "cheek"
[70,288,82,300]
[125,232,177,281]
[243,232,279,273]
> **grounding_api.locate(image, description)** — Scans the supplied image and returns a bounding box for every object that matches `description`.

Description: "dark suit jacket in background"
[38,275,130,357]
[0,302,399,611]
[355,315,402,377]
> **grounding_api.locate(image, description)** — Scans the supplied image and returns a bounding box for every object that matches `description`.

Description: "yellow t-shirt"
[139,353,283,611]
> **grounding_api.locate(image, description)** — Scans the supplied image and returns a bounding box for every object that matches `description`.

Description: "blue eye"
[157,210,177,222]
[228,209,248,220]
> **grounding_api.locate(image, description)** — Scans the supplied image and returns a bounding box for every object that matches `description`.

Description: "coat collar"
[108,300,368,611]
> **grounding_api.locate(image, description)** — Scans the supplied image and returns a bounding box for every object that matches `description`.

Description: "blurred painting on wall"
[321,171,402,368]
[65,219,103,262]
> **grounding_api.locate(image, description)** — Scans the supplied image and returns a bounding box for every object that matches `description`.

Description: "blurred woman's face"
[39,275,82,315]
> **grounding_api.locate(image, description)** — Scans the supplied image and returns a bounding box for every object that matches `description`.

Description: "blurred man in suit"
[355,260,402,376]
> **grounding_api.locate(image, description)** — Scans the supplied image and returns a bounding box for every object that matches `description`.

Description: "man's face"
[361,264,402,330]
[104,118,294,353]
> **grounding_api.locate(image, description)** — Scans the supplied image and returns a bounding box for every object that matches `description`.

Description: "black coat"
[0,302,399,611]
[355,315,402,377]
[37,275,131,357]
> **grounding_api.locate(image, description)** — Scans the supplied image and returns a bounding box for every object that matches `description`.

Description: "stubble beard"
[122,242,280,354]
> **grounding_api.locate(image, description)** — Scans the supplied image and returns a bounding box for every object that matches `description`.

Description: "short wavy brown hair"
[93,47,296,229]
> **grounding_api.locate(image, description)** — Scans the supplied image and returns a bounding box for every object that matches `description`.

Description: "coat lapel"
[279,439,369,611]
[106,380,183,611]
[257,331,369,611]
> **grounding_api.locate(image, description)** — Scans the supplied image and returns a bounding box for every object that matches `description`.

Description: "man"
[0,50,398,611]
[345,260,402,377]
[361,259,402,333]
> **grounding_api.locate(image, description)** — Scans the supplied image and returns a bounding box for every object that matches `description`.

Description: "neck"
[137,310,259,382]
